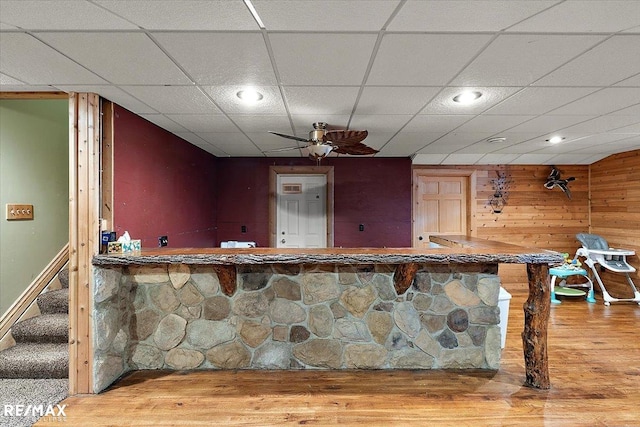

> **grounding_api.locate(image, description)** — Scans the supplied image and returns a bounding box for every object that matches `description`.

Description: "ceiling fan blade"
[268,131,309,143]
[324,129,368,145]
[333,141,378,156]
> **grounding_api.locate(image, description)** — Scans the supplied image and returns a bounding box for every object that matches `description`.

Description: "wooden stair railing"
[0,243,70,342]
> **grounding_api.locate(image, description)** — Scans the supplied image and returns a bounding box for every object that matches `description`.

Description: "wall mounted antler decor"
[488,169,513,214]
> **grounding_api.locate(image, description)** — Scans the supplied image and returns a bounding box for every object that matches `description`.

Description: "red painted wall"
[112,105,218,248]
[216,157,412,248]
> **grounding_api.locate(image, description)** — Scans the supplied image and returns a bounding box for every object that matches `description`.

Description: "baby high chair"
[574,233,640,306]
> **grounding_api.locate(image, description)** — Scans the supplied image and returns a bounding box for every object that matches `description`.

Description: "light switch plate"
[6,204,34,220]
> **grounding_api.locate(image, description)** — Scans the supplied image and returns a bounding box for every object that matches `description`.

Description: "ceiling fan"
[268,122,378,162]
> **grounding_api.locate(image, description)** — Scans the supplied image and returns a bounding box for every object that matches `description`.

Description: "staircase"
[0,269,69,379]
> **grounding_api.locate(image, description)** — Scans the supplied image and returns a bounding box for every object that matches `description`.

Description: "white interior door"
[277,174,327,248]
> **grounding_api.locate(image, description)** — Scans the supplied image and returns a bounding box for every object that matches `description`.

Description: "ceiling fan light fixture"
[307,144,334,159]
[486,137,507,144]
[236,89,263,103]
[546,136,566,144]
[453,90,482,105]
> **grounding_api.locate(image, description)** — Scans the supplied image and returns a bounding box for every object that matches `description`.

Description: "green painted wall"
[0,99,69,315]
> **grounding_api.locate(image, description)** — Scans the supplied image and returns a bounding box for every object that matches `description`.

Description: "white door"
[276,174,327,248]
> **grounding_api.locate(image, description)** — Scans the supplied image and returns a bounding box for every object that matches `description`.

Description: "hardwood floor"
[41,290,640,426]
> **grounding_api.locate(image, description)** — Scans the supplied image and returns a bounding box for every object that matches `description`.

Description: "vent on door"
[282,183,302,194]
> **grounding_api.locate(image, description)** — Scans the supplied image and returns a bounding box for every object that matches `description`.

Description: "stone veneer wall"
[93,263,502,393]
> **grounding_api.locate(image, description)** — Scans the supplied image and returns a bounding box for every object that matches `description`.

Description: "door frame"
[412,167,478,246]
[269,166,334,248]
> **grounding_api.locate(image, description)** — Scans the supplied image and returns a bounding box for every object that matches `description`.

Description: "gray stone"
[308,305,334,338]
[186,319,235,349]
[330,302,348,318]
[393,302,421,338]
[389,349,434,369]
[469,306,500,325]
[387,331,408,350]
[191,267,221,297]
[366,311,393,345]
[340,285,376,318]
[444,279,481,307]
[290,325,311,343]
[437,329,458,349]
[412,294,433,311]
[484,326,502,369]
[165,348,205,369]
[467,325,487,346]
[333,318,371,342]
[131,266,169,284]
[94,267,122,303]
[273,277,301,301]
[356,265,376,283]
[431,272,452,284]
[135,308,160,341]
[133,284,148,312]
[169,264,190,289]
[112,329,128,354]
[373,302,394,312]
[94,307,118,352]
[131,344,164,369]
[270,298,306,324]
[413,273,432,293]
[447,308,469,332]
[478,277,501,306]
[414,329,442,359]
[178,282,204,306]
[293,339,343,368]
[154,313,187,350]
[440,348,484,369]
[232,292,269,318]
[372,275,396,301]
[338,269,358,285]
[206,341,251,369]
[429,295,454,314]
[240,320,271,347]
[176,304,202,320]
[420,313,446,334]
[149,283,180,313]
[253,342,291,369]
[93,354,124,393]
[345,344,387,369]
[301,273,340,305]
[457,331,474,348]
[240,270,272,291]
[203,296,231,320]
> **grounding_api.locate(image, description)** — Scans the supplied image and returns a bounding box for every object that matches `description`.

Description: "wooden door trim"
[411,168,477,246]
[269,166,334,248]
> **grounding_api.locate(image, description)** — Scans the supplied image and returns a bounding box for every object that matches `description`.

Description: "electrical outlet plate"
[6,204,34,220]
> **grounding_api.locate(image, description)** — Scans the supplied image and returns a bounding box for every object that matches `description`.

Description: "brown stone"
[420,313,446,334]
[413,272,432,293]
[273,277,301,301]
[178,282,204,306]
[444,280,481,307]
[134,308,160,341]
[240,320,271,347]
[293,339,343,368]
[272,325,289,342]
[153,313,187,351]
[412,294,433,311]
[165,348,204,369]
[330,302,348,319]
[340,285,376,318]
[366,311,393,345]
[168,264,190,289]
[469,306,500,325]
[447,308,469,332]
[206,341,251,369]
[232,292,269,318]
[302,273,340,304]
[467,325,487,346]
[290,325,311,343]
[149,283,180,313]
[270,299,306,324]
[239,266,272,291]
[203,296,231,320]
[308,305,333,338]
[344,344,387,368]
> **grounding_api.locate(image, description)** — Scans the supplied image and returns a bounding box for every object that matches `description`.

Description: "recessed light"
[546,136,565,144]
[236,89,263,103]
[487,137,507,144]
[453,91,482,104]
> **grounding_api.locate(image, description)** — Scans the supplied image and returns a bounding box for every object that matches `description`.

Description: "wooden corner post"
[522,263,551,389]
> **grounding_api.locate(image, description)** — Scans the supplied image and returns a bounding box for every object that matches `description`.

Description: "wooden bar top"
[93,240,562,266]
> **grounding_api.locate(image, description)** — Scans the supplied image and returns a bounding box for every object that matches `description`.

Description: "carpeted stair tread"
[37,288,69,314]
[0,343,68,379]
[57,268,69,289]
[11,313,69,344]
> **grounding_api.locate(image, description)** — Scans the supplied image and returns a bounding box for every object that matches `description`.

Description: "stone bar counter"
[91,241,562,393]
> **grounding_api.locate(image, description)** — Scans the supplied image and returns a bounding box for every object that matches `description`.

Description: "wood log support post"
[522,263,551,389]
[394,263,419,294]
[213,265,237,296]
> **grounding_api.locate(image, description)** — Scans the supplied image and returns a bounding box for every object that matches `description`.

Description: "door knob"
[418,236,423,241]
[281,239,286,244]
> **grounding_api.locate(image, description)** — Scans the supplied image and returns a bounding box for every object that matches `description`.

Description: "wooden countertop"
[93,240,562,266]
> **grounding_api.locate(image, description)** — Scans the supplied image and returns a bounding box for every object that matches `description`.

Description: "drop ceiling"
[1,0,639,164]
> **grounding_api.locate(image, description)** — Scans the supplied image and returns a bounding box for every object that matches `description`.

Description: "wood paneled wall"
[590,150,640,296]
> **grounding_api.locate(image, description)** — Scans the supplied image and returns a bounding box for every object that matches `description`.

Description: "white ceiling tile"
[355,87,440,115]
[349,115,412,133]
[609,102,640,117]
[357,132,396,150]
[505,115,594,134]
[382,132,446,156]
[204,86,285,115]
[55,84,158,114]
[0,73,24,85]
[421,87,521,115]
[252,0,400,31]
[0,0,138,30]
[508,1,640,33]
[389,0,558,31]
[548,88,640,116]
[166,114,238,133]
[417,132,495,153]
[230,115,292,134]
[368,34,492,86]
[94,0,258,30]
[486,87,599,115]
[509,153,556,164]
[1,84,59,91]
[0,33,106,85]
[452,34,604,86]
[283,87,360,116]
[270,34,377,85]
[37,32,190,85]
[138,114,188,133]
[153,33,276,86]
[611,121,640,134]
[561,115,640,135]
[196,132,263,156]
[441,153,486,164]
[476,153,522,164]
[0,23,19,30]
[535,36,640,87]
[123,86,220,114]
[543,153,596,165]
[615,73,640,86]
[402,115,473,133]
[411,154,449,164]
[456,115,536,133]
